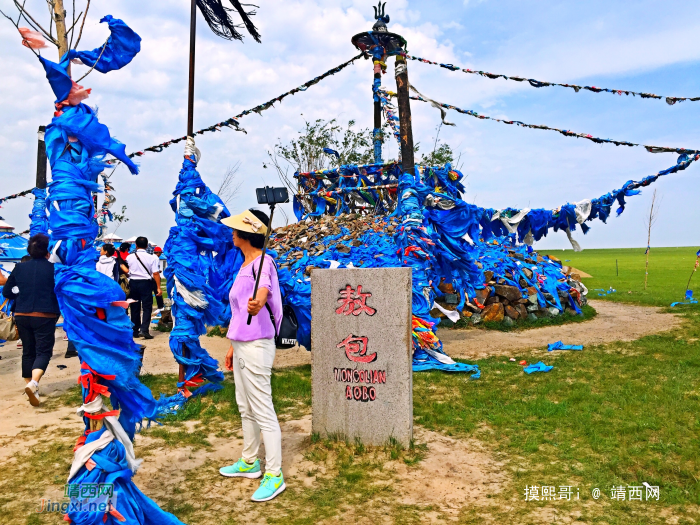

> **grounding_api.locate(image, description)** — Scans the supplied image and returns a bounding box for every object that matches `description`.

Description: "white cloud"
[0,0,698,250]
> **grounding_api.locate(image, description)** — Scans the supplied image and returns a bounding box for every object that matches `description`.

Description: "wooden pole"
[52,0,70,72]
[36,126,47,190]
[373,70,382,164]
[187,0,197,138]
[180,0,198,388]
[394,55,415,177]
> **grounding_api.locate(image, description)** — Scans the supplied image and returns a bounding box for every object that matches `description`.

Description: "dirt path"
[0,300,684,523]
[0,330,310,438]
[440,299,681,359]
[0,300,680,438]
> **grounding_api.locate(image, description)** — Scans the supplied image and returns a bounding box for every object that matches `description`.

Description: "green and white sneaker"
[219,458,262,479]
[251,472,286,502]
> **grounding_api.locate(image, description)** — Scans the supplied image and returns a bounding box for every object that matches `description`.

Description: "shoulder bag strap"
[251,264,278,339]
[133,252,153,278]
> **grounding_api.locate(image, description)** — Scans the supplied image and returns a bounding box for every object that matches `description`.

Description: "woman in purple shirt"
[218,209,286,502]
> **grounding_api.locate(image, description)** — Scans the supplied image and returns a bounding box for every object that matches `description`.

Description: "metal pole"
[180,0,198,388]
[36,126,47,190]
[394,55,415,177]
[187,0,197,138]
[247,204,276,325]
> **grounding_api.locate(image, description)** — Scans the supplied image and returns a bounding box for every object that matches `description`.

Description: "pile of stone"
[270,214,400,275]
[269,213,588,327]
[434,253,588,326]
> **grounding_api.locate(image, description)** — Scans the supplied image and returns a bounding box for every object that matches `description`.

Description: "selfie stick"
[247,203,276,325]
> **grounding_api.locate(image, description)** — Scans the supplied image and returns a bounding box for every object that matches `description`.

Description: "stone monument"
[311,267,413,446]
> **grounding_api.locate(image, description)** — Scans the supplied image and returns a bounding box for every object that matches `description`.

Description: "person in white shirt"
[95,244,119,281]
[126,236,162,339]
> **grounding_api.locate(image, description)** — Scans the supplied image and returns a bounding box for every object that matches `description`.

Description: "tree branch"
[45,0,54,40]
[72,0,88,49]
[16,0,26,25]
[75,36,108,82]
[12,0,57,44]
[216,163,243,206]
[67,10,82,43]
[0,8,40,57]
[68,0,75,47]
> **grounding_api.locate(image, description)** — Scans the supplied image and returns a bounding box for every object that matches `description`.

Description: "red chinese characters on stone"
[336,334,377,363]
[335,285,376,316]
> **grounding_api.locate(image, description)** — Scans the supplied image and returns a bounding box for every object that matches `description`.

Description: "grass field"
[11,247,700,524]
[542,246,700,308]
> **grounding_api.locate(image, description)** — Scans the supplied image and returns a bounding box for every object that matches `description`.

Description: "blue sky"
[1,0,699,250]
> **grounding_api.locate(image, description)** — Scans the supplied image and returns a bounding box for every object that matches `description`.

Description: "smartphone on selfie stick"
[246,186,289,325]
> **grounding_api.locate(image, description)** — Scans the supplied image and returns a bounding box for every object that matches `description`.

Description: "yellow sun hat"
[221,210,268,235]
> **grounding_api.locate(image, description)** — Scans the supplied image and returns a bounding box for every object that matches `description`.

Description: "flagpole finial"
[351,2,406,55]
[372,2,390,31]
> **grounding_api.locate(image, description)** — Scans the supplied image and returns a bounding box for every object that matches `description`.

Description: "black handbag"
[252,264,298,349]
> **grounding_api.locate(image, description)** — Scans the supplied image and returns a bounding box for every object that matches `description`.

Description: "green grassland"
[542,246,700,308]
[13,247,700,524]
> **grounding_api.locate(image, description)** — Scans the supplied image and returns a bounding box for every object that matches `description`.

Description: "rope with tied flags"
[105,53,364,165]
[0,188,33,205]
[0,229,29,239]
[406,54,700,106]
[399,87,700,155]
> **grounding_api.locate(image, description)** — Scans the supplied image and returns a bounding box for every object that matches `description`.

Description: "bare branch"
[46,0,54,40]
[68,0,80,48]
[75,36,108,82]
[216,163,243,206]
[67,10,81,38]
[266,150,296,195]
[0,8,40,57]
[278,206,289,227]
[16,0,26,25]
[11,0,57,44]
[72,0,89,49]
[643,189,661,290]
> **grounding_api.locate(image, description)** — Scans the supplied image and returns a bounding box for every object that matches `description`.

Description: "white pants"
[231,338,282,476]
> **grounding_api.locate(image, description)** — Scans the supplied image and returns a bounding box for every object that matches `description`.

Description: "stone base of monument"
[311,267,413,447]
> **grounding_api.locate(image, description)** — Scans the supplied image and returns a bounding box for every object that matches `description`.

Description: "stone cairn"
[269,213,588,328]
[436,253,588,326]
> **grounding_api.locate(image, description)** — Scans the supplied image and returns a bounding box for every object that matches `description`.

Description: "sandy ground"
[440,299,681,359]
[0,300,683,523]
[135,417,508,522]
[0,300,681,438]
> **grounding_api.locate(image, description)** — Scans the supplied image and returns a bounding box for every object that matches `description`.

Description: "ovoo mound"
[268,162,589,374]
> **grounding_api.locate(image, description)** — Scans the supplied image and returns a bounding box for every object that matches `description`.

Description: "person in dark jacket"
[2,234,60,406]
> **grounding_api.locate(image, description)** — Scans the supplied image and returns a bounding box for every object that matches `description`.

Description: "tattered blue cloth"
[547,341,583,351]
[39,15,141,103]
[671,290,698,307]
[596,288,616,296]
[41,14,184,525]
[29,187,49,236]
[161,155,234,408]
[524,361,554,374]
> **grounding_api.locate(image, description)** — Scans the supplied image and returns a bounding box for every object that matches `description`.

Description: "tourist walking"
[218,209,285,502]
[2,234,60,406]
[96,243,119,281]
[153,246,165,310]
[116,242,131,296]
[126,237,161,339]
